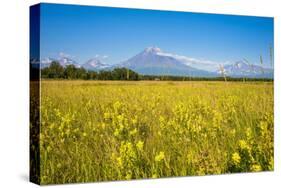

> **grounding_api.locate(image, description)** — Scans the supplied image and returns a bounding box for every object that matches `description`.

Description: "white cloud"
[156,51,230,72]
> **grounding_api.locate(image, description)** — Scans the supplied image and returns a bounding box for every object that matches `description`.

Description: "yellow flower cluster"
[231,152,241,166]
[155,151,165,162]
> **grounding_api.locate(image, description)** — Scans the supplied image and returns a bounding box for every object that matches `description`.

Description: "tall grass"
[39,81,274,184]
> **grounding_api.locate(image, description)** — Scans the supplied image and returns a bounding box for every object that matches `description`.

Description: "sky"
[40,3,274,67]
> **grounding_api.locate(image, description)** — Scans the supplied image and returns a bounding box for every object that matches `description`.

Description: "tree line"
[40,61,273,82]
[41,61,139,80]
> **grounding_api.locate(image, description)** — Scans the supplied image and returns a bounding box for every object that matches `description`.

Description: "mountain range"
[39,47,273,78]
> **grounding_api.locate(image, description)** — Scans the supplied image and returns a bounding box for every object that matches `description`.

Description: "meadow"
[39,80,274,184]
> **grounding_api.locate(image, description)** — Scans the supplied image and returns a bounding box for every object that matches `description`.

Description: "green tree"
[46,61,64,78]
[64,65,77,79]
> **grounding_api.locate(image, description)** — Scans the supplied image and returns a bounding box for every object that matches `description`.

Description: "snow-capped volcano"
[221,60,273,78]
[119,47,216,77]
[143,46,162,54]
[40,56,81,68]
[82,58,111,70]
[59,56,80,67]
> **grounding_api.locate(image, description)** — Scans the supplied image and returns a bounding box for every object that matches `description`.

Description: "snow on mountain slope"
[118,47,216,77]
[221,60,273,78]
[82,58,111,71]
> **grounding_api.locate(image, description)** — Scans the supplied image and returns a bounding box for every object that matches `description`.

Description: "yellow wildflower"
[136,141,144,151]
[103,112,110,119]
[251,164,262,172]
[152,174,158,178]
[232,152,241,166]
[239,140,249,150]
[155,151,165,162]
[129,128,137,136]
[117,157,122,167]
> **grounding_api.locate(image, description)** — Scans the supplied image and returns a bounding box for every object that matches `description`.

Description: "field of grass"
[39,80,273,184]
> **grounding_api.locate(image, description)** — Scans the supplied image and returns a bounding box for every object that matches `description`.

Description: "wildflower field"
[39,80,273,184]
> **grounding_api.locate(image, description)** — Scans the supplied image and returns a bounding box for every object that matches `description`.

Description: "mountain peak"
[143,46,162,54]
[86,58,102,65]
[82,58,110,70]
[235,60,248,67]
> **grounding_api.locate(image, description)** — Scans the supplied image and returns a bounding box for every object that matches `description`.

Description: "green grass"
[39,81,274,184]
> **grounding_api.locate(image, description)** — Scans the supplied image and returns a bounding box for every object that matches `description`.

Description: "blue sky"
[40,3,274,67]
